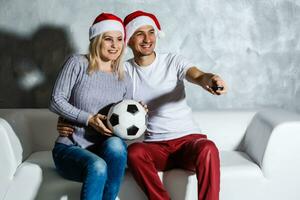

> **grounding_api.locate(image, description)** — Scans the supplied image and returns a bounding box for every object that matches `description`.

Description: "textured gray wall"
[0,0,299,112]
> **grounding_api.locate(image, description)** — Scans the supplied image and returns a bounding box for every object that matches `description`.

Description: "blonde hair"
[87,34,125,80]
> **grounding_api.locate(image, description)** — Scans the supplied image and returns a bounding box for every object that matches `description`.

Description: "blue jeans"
[52,136,127,200]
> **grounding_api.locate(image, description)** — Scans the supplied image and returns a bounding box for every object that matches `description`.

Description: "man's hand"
[57,117,75,137]
[186,67,227,95]
[139,101,149,113]
[88,114,113,137]
[205,74,227,95]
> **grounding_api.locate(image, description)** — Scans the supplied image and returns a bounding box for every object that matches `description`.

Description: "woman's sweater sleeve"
[49,55,91,126]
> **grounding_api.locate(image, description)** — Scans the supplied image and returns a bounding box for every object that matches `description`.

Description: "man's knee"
[202,140,218,154]
[196,140,219,163]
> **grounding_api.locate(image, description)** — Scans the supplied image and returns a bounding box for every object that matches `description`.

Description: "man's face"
[128,25,156,57]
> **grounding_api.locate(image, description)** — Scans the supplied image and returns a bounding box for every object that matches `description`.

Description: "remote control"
[211,86,224,91]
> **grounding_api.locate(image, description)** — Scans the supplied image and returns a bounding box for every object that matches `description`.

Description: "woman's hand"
[88,114,113,136]
[57,117,74,137]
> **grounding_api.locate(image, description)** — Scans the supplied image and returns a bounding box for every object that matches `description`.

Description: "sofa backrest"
[0,109,257,160]
[192,110,256,150]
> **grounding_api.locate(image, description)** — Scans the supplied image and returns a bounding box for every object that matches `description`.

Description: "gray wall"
[0,0,299,112]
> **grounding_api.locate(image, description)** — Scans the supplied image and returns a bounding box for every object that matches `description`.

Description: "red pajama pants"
[127,134,220,200]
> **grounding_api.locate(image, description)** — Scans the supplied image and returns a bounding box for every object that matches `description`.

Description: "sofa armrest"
[0,118,23,180]
[4,162,42,200]
[0,109,36,160]
[240,109,300,179]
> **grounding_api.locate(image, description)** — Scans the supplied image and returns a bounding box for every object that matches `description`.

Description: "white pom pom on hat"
[124,10,165,44]
[157,30,165,38]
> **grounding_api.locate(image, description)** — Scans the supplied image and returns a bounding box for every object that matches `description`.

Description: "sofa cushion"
[220,151,263,179]
[219,151,265,200]
[23,150,263,200]
[25,151,81,200]
[162,151,263,200]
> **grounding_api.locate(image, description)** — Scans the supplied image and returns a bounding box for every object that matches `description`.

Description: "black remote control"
[211,86,224,91]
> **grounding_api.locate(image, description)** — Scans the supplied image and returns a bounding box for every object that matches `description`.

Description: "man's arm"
[57,117,75,137]
[185,66,227,95]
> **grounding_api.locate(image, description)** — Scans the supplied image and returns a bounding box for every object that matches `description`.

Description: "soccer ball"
[107,99,147,140]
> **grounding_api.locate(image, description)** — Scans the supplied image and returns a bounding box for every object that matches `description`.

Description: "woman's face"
[100,31,123,61]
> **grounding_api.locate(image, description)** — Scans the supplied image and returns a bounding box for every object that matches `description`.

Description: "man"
[123,11,226,200]
[58,10,227,200]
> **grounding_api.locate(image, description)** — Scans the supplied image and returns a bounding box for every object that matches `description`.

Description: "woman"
[49,13,131,200]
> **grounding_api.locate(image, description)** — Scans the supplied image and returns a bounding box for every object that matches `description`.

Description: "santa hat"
[89,13,125,40]
[124,10,164,44]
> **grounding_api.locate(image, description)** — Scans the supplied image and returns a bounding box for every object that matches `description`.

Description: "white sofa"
[1,108,300,200]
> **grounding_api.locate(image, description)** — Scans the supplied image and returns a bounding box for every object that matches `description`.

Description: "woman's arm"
[49,55,91,126]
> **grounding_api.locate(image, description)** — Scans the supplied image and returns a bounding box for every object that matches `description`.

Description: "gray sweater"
[49,54,133,148]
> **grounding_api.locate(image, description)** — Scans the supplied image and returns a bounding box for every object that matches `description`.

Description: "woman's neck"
[97,58,113,72]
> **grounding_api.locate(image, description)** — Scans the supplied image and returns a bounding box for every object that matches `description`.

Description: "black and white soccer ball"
[107,100,147,140]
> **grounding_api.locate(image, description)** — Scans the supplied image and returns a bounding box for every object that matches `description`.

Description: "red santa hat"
[124,10,164,44]
[89,13,125,40]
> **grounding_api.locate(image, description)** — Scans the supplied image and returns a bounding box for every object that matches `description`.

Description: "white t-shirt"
[125,52,201,141]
